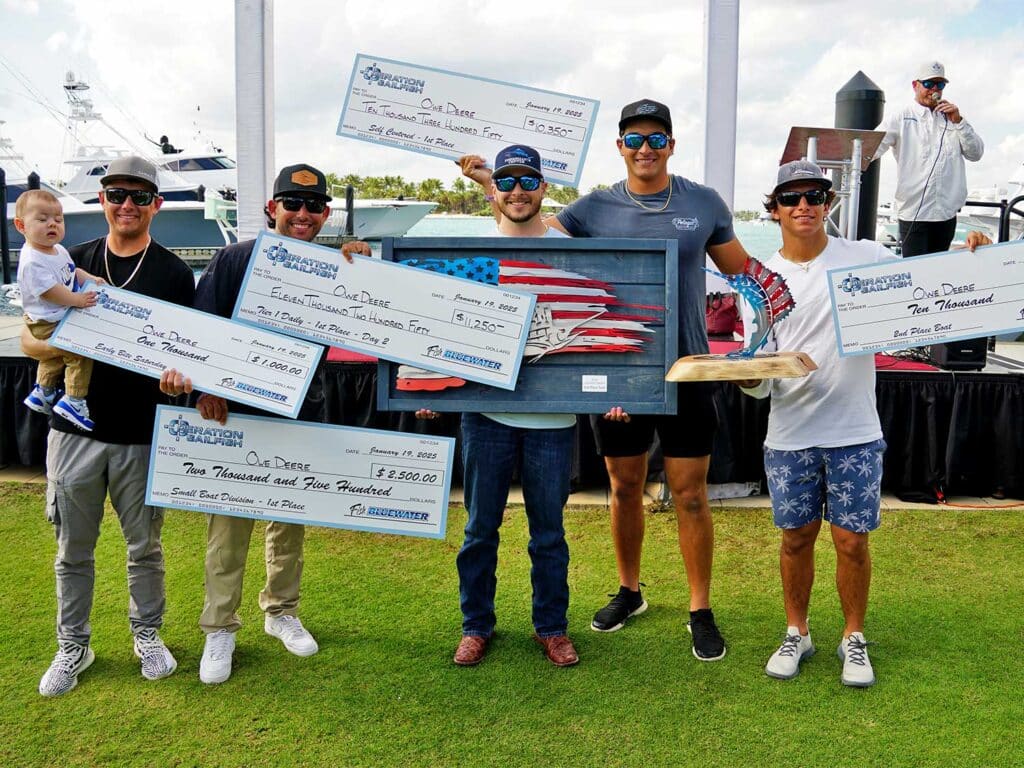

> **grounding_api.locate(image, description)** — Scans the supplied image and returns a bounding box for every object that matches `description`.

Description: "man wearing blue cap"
[418,145,579,668]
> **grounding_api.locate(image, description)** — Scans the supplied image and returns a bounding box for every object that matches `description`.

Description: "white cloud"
[1,0,1021,213]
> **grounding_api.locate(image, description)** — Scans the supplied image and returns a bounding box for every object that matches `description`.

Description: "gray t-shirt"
[557,175,735,356]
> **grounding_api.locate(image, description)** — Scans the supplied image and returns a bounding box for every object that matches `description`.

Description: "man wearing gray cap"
[873,60,985,257]
[738,161,990,687]
[36,155,195,696]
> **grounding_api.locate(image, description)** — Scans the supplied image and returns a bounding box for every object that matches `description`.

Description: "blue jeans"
[457,412,573,638]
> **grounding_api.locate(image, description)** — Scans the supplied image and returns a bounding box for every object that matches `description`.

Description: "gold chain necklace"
[623,177,673,212]
[104,237,151,288]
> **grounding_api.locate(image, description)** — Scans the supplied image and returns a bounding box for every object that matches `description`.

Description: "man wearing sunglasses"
[739,161,990,687]
[873,60,984,257]
[34,155,195,696]
[543,99,750,661]
[431,145,579,668]
[160,163,334,684]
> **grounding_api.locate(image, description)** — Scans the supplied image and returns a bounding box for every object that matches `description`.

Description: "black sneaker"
[687,608,727,661]
[591,586,648,632]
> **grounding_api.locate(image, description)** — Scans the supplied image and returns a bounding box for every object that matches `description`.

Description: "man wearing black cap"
[548,99,752,661]
[161,163,333,684]
[36,155,195,696]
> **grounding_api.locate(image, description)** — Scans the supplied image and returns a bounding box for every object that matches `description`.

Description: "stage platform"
[2,315,1022,502]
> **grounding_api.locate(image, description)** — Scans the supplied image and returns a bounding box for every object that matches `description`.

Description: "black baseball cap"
[618,99,673,135]
[273,163,330,200]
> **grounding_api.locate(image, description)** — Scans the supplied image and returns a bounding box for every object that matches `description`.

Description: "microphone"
[931,92,941,103]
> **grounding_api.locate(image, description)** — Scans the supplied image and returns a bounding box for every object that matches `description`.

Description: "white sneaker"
[837,632,876,687]
[39,640,95,697]
[133,628,178,680]
[265,614,319,657]
[199,630,236,684]
[765,626,815,680]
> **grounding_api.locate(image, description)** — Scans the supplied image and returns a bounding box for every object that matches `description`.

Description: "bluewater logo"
[164,415,244,447]
[441,349,502,371]
[358,62,425,94]
[367,506,429,522]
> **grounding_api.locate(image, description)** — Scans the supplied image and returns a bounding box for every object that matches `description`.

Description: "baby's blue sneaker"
[24,384,58,415]
[53,395,94,432]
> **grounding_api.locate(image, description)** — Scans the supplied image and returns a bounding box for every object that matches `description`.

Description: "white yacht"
[959,162,1024,241]
[57,72,436,241]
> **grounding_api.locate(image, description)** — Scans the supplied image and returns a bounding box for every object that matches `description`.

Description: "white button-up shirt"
[873,101,984,222]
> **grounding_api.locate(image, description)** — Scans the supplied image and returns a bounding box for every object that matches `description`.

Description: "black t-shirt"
[50,237,195,444]
[193,239,325,422]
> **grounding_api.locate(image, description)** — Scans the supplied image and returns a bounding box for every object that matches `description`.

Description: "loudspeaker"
[930,337,988,371]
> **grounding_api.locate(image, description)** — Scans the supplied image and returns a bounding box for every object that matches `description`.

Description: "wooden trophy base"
[665,352,817,382]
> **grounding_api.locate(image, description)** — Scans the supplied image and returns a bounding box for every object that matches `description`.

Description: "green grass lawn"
[1,482,1022,767]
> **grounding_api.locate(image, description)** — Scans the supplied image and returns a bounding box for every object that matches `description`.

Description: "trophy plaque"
[666,258,816,382]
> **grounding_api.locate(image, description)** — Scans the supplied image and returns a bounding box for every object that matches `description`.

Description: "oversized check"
[146,407,455,539]
[49,284,322,418]
[337,54,599,187]
[828,241,1024,356]
[233,233,535,390]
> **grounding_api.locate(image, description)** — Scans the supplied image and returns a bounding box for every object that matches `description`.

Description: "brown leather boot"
[453,635,490,666]
[534,634,579,667]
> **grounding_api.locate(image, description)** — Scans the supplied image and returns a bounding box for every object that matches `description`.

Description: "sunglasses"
[103,188,156,206]
[493,175,543,192]
[621,132,670,150]
[275,196,328,214]
[919,79,947,90]
[775,188,828,207]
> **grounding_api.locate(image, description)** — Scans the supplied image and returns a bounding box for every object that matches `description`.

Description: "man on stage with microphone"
[873,60,984,257]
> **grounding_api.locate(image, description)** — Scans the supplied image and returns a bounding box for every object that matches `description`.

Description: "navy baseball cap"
[492,145,543,178]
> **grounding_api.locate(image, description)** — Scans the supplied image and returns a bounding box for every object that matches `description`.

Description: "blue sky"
[2,0,1022,212]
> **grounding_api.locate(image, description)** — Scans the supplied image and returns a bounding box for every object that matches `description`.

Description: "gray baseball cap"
[773,160,832,193]
[100,155,160,193]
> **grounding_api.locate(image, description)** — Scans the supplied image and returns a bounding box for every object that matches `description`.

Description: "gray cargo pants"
[45,430,166,645]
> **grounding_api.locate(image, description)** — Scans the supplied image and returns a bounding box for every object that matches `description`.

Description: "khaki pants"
[24,317,93,398]
[200,514,305,634]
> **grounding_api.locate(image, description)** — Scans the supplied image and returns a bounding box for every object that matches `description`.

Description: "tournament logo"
[163,415,244,447]
[839,271,912,296]
[358,61,425,94]
[265,244,338,280]
[94,289,152,320]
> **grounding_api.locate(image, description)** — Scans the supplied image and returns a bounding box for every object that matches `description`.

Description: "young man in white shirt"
[738,161,988,687]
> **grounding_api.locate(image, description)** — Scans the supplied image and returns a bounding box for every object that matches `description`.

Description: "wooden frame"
[377,237,678,414]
